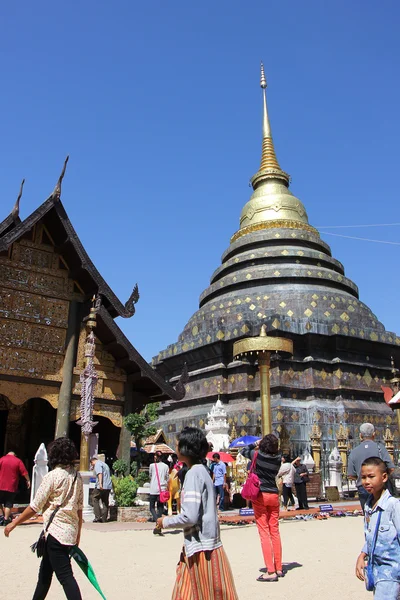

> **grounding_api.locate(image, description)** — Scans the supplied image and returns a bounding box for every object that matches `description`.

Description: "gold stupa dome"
[233,63,315,243]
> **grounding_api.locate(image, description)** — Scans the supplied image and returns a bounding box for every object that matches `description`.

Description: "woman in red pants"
[242,434,283,582]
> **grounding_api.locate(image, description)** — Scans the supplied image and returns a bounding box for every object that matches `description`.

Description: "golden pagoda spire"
[231,63,315,243]
[252,62,289,188]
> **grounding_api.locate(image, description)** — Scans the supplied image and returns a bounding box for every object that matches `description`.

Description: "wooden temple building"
[0,162,186,471]
[153,66,400,453]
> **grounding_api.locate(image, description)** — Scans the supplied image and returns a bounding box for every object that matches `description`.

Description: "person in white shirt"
[149,451,169,532]
[277,455,296,510]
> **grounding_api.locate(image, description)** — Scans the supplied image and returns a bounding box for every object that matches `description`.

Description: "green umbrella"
[70,545,107,600]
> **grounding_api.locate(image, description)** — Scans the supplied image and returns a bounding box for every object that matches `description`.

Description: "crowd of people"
[1,421,400,599]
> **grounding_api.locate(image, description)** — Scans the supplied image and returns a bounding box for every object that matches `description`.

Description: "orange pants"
[252,492,282,573]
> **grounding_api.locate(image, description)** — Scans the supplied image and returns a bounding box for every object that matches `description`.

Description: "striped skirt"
[172,546,238,600]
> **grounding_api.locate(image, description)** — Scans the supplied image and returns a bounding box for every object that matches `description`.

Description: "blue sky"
[1,2,399,360]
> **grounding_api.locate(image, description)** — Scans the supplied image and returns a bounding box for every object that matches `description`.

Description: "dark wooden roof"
[96,305,188,401]
[0,188,188,404]
[0,213,21,238]
[0,191,138,318]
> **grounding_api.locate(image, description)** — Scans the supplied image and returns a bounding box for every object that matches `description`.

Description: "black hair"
[212,453,220,460]
[48,437,78,469]
[177,427,209,463]
[259,433,279,455]
[282,454,291,462]
[361,456,389,474]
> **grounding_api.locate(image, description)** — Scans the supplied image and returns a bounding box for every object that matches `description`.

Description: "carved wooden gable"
[0,223,76,381]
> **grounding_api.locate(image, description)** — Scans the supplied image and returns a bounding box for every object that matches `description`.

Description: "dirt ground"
[1,517,370,599]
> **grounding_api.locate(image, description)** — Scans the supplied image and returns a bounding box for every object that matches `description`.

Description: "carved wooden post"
[384,427,394,463]
[310,423,322,472]
[56,300,80,438]
[336,423,349,476]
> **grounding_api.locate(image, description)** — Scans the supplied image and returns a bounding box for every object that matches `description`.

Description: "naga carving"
[174,363,189,400]
[123,283,140,317]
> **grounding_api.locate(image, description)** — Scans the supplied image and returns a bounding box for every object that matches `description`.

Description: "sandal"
[256,574,278,582]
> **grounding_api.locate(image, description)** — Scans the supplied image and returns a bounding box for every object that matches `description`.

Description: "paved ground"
[2,516,370,599]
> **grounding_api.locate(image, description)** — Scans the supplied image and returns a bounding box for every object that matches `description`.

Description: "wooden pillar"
[118,379,134,465]
[55,300,80,439]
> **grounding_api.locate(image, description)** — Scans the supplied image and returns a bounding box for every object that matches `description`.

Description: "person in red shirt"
[0,450,30,525]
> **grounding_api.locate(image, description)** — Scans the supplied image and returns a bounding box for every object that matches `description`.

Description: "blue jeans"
[215,484,225,510]
[374,581,400,600]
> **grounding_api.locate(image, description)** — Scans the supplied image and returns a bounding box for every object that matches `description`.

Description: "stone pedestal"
[80,471,95,522]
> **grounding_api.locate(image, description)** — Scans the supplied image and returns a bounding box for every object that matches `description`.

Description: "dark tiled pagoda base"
[153,67,400,450]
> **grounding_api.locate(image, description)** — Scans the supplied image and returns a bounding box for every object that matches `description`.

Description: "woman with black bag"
[4,437,83,600]
[293,456,309,510]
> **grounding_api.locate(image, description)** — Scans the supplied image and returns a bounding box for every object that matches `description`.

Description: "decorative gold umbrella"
[233,325,293,436]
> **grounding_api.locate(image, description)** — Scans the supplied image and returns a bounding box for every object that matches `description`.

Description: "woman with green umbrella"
[4,437,84,599]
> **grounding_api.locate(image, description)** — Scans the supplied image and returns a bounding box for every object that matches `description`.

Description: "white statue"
[328,447,343,492]
[205,399,230,452]
[302,452,315,473]
[30,443,48,505]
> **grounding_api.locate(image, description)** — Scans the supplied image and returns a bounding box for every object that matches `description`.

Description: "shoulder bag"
[364,510,381,592]
[155,463,170,503]
[31,472,78,558]
[241,451,260,502]
[301,465,310,484]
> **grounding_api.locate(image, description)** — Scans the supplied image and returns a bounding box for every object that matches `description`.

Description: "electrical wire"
[319,231,400,245]
[316,222,400,229]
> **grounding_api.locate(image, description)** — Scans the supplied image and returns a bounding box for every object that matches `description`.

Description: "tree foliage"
[111,476,138,507]
[124,402,160,471]
[112,459,129,477]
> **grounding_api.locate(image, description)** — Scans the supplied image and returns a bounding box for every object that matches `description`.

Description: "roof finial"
[52,155,69,200]
[250,63,290,189]
[260,62,271,139]
[11,179,25,221]
[260,61,267,89]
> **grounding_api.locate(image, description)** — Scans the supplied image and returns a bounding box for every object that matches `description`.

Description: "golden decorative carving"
[70,399,122,427]
[0,286,69,328]
[0,259,72,299]
[0,381,59,408]
[384,427,394,462]
[0,318,66,355]
[231,219,318,243]
[336,424,349,475]
[75,327,126,381]
[0,346,64,380]
[233,333,293,356]
[310,422,322,472]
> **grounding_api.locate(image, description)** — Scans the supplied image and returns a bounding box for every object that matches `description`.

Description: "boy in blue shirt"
[212,453,227,511]
[355,456,400,599]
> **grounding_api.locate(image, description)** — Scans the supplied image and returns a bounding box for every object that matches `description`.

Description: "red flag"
[381,385,394,405]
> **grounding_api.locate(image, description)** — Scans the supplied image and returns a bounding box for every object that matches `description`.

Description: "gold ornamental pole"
[258,352,272,434]
[80,435,90,472]
[233,325,293,436]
